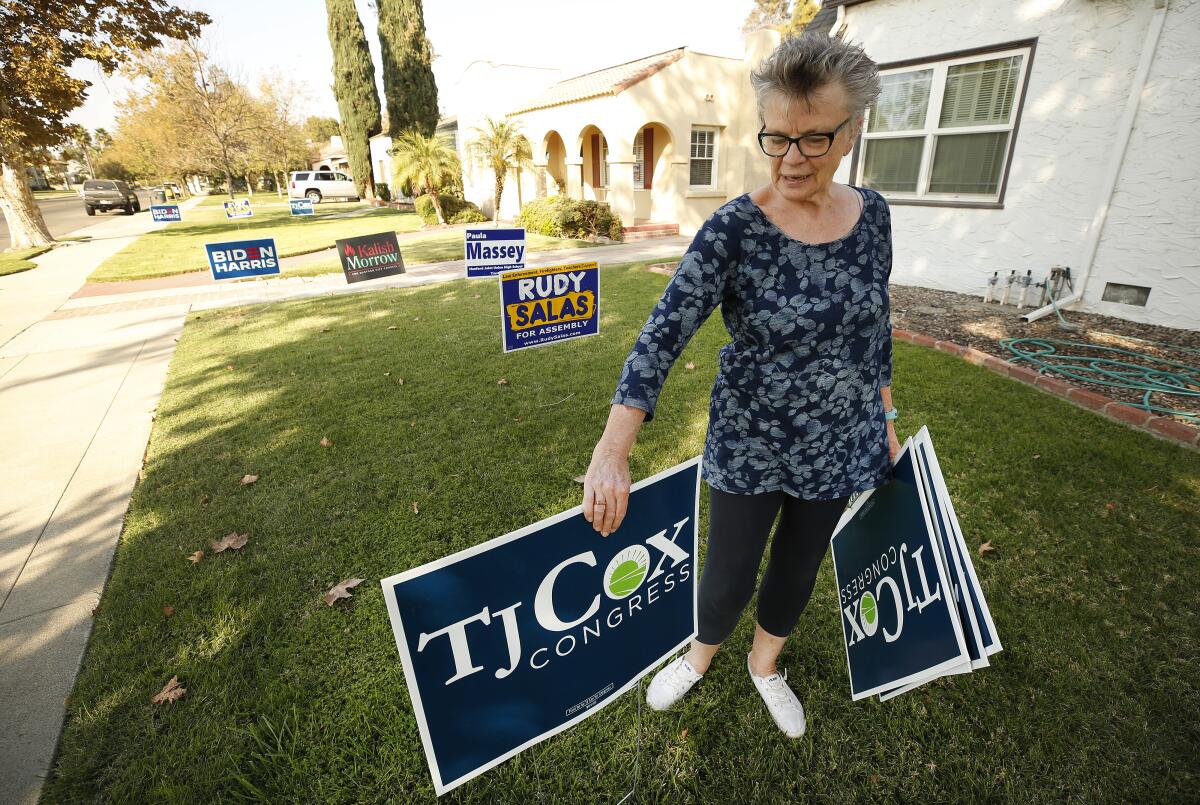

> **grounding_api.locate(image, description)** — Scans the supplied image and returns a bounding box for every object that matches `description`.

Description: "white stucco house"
[829,0,1198,330]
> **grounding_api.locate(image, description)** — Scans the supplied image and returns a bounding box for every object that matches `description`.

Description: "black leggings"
[696,484,851,645]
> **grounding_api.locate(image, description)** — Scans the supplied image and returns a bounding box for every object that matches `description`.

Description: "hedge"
[517,196,624,241]
[414,194,487,226]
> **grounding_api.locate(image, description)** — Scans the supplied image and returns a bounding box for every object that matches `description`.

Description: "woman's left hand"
[886,421,900,464]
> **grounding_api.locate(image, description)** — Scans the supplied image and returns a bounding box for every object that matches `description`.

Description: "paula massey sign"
[381,457,700,795]
[464,227,525,277]
[335,231,406,284]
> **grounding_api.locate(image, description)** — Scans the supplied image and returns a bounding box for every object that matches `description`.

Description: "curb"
[894,328,1200,452]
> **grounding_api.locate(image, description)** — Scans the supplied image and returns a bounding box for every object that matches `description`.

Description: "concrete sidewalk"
[0,220,686,803]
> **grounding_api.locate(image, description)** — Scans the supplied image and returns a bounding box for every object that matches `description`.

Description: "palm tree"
[390,130,461,225]
[469,117,532,224]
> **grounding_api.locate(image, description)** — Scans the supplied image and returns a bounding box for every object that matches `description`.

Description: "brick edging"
[893,328,1200,451]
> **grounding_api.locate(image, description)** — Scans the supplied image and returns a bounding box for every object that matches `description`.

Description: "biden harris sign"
[831,427,1001,702]
[498,261,599,352]
[465,227,525,277]
[204,238,280,280]
[381,458,700,796]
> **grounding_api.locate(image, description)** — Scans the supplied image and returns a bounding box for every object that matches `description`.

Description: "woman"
[581,33,899,739]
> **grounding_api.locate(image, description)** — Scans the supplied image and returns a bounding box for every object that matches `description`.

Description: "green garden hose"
[999,337,1200,424]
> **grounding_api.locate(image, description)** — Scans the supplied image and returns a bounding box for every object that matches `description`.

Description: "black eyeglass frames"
[757,117,853,158]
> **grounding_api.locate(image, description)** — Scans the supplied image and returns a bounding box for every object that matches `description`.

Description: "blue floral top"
[611,186,894,501]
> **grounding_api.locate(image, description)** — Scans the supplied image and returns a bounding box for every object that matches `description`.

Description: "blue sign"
[499,261,599,352]
[465,227,525,277]
[224,199,253,219]
[150,204,181,222]
[204,237,281,280]
[831,437,971,701]
[382,458,700,795]
[289,198,315,216]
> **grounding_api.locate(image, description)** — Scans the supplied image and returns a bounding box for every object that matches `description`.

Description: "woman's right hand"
[582,448,631,537]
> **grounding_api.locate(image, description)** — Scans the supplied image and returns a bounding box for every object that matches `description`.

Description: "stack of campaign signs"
[831,426,1001,701]
[382,458,700,795]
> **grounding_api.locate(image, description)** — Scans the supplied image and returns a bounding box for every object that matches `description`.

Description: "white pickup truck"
[288,170,359,203]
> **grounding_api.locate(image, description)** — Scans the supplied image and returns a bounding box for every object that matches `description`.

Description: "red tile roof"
[510,48,686,114]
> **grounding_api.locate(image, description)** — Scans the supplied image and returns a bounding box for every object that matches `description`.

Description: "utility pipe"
[1022,0,1169,323]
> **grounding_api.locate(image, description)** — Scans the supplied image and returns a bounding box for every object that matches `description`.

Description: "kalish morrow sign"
[335,231,406,284]
[382,458,700,795]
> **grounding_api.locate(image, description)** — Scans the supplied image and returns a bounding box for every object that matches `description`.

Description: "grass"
[0,245,53,276]
[33,189,81,198]
[45,263,1200,802]
[87,197,606,283]
[87,200,423,283]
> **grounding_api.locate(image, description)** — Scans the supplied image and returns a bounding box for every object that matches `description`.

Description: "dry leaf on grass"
[199,494,211,506]
[473,294,481,299]
[320,437,333,448]
[163,606,175,618]
[680,729,688,740]
[188,550,205,564]
[240,474,259,486]
[1105,501,1118,510]
[212,532,248,552]
[685,362,695,370]
[397,377,405,385]
[387,325,398,330]
[497,378,509,386]
[320,327,331,333]
[411,502,420,515]
[151,676,186,704]
[1032,454,1041,459]
[978,540,996,557]
[324,578,365,606]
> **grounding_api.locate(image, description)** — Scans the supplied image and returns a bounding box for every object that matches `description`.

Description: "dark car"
[83,179,140,216]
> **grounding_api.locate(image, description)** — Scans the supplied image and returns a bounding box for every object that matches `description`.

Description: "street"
[0,190,153,251]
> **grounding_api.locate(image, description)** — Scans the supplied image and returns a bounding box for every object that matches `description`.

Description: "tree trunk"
[276,171,285,197]
[516,167,524,211]
[244,173,254,197]
[0,153,55,250]
[493,168,505,226]
[427,183,445,225]
[226,168,235,199]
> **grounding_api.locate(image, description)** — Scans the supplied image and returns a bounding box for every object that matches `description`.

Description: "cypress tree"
[324,0,381,199]
[377,0,439,138]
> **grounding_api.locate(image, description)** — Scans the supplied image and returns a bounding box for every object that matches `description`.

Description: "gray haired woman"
[581,33,899,738]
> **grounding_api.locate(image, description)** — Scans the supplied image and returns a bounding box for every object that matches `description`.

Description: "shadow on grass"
[42,264,1200,803]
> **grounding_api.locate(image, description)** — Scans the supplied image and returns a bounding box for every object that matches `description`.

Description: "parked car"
[288,170,359,203]
[82,179,140,216]
[163,181,183,198]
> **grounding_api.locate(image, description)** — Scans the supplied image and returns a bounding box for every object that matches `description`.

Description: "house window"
[859,45,1031,202]
[600,136,609,188]
[633,131,645,190]
[689,127,718,189]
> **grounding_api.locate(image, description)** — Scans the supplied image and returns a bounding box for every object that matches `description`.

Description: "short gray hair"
[750,33,882,120]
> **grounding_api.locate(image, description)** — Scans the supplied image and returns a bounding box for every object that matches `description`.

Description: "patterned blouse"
[611,186,894,501]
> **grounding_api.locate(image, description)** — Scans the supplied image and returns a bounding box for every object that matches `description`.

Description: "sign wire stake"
[615,679,643,805]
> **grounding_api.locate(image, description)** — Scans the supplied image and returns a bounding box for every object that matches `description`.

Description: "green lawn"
[33,189,80,199]
[87,200,424,282]
[45,263,1200,802]
[0,246,52,276]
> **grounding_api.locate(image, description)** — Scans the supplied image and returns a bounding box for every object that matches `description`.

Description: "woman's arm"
[583,403,647,536]
[881,384,900,463]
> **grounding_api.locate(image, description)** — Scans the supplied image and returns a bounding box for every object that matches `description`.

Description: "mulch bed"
[891,284,1200,426]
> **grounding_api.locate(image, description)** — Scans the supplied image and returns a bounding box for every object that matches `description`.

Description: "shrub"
[414,194,487,226]
[375,183,391,202]
[517,197,624,242]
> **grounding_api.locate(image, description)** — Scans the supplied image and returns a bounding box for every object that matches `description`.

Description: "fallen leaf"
[188,550,205,564]
[384,372,391,376]
[685,362,696,370]
[199,494,211,506]
[163,606,175,618]
[473,293,481,299]
[412,502,420,514]
[240,474,259,486]
[927,762,937,772]
[397,377,405,385]
[410,420,417,428]
[1105,501,1117,510]
[211,532,248,552]
[387,325,398,330]
[497,378,508,386]
[320,327,331,333]
[573,474,587,484]
[151,676,186,704]
[413,317,420,321]
[324,578,366,606]
[870,775,879,785]
[1032,454,1041,459]
[320,437,333,448]
[978,540,996,557]
[680,729,688,740]
[514,417,523,423]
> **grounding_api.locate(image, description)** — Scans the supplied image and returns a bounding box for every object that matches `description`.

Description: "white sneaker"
[747,654,807,738]
[646,656,704,711]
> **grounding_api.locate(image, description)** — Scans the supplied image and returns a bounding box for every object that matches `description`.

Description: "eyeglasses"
[758,117,853,158]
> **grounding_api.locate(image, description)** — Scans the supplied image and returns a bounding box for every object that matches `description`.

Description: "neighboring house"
[459,37,780,233]
[312,135,351,173]
[828,0,1198,330]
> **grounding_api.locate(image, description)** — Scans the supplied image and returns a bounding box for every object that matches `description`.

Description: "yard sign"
[224,198,253,219]
[289,198,315,216]
[204,237,280,280]
[498,261,599,352]
[465,227,525,277]
[150,204,181,222]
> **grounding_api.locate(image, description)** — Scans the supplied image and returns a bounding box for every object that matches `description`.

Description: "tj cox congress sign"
[382,458,700,795]
[204,238,280,281]
[499,261,598,352]
[831,426,1001,701]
